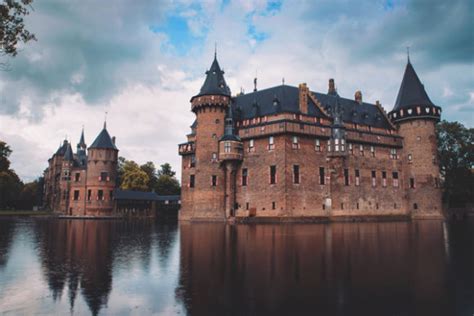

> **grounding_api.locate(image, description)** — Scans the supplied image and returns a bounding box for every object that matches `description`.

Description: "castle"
[43,123,119,216]
[178,54,443,221]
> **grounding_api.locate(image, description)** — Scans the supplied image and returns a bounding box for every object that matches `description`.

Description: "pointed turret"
[192,54,231,101]
[63,143,74,161]
[76,128,87,167]
[220,106,241,142]
[389,59,441,123]
[89,124,117,150]
[78,128,86,150]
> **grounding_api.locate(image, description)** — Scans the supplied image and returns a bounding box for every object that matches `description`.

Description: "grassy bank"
[0,210,54,216]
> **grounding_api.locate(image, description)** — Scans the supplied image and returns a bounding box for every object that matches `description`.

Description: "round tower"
[86,122,118,216]
[185,53,231,220]
[388,59,443,218]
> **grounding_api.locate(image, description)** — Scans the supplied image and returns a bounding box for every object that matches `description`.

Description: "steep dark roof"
[89,126,117,150]
[392,61,435,111]
[55,140,68,156]
[192,55,231,100]
[78,129,86,148]
[232,85,393,129]
[63,143,74,161]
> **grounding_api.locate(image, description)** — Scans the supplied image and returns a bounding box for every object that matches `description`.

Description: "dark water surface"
[0,219,472,315]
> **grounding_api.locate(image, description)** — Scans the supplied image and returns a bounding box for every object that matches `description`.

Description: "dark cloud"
[0,0,172,118]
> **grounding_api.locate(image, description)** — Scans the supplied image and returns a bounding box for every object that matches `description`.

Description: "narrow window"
[344,169,349,186]
[355,169,360,186]
[98,190,104,201]
[359,145,364,156]
[292,136,299,149]
[73,190,80,201]
[242,168,248,186]
[409,177,415,189]
[408,153,412,162]
[189,175,195,188]
[371,170,376,187]
[413,203,418,210]
[293,165,300,184]
[341,203,344,210]
[272,202,276,210]
[328,140,331,152]
[382,171,387,187]
[87,189,92,201]
[270,165,277,184]
[349,143,353,155]
[75,173,80,182]
[224,142,231,153]
[268,136,275,150]
[110,190,113,201]
[190,155,196,168]
[392,171,399,187]
[100,172,108,182]
[246,202,249,210]
[370,146,375,157]
[315,139,321,151]
[248,139,255,152]
[211,175,217,186]
[356,202,359,210]
[319,167,325,185]
[212,152,217,161]
[390,148,397,160]
[335,138,340,152]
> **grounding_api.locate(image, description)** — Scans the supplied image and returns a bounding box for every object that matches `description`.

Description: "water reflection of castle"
[33,220,171,315]
[176,221,452,315]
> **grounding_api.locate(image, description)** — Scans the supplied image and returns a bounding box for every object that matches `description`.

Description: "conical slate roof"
[63,143,74,161]
[89,124,117,150]
[193,54,231,99]
[393,61,435,111]
[78,128,86,148]
[55,140,68,155]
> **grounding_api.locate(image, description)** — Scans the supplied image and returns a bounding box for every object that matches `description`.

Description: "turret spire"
[191,54,231,100]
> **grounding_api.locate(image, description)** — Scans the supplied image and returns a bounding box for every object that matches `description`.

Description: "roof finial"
[214,41,217,59]
[406,46,410,63]
[254,69,257,92]
[104,111,108,129]
[282,77,285,85]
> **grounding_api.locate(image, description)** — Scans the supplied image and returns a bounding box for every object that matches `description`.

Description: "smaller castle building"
[43,122,119,216]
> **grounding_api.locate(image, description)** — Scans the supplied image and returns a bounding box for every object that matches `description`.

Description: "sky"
[0,0,472,182]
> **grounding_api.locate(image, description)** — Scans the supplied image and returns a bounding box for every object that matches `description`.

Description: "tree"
[0,0,36,68]
[140,161,158,192]
[155,175,180,196]
[0,141,12,171]
[436,120,474,207]
[0,140,23,209]
[120,160,149,191]
[157,163,175,177]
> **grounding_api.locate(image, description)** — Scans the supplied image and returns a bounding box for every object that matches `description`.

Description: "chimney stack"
[355,90,363,104]
[328,78,336,95]
[298,83,309,114]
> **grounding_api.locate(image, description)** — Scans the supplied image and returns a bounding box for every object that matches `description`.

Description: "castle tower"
[86,122,118,216]
[182,53,231,220]
[219,106,243,218]
[59,142,74,214]
[76,128,87,167]
[388,59,443,218]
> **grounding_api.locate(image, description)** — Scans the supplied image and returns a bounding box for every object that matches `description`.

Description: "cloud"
[0,0,472,182]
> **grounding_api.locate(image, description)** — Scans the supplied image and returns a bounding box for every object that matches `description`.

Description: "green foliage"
[158,163,175,177]
[155,175,180,196]
[436,120,474,207]
[0,141,12,171]
[120,160,149,191]
[140,161,158,191]
[0,170,22,208]
[0,0,36,68]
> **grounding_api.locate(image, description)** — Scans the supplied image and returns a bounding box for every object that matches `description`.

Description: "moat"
[0,218,472,315]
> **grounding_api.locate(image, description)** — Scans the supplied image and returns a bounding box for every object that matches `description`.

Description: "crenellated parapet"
[191,95,230,113]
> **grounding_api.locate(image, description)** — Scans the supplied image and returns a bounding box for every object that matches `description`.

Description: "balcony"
[178,142,195,155]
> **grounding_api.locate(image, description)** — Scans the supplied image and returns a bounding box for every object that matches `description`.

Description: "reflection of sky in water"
[0,220,185,315]
[0,219,473,315]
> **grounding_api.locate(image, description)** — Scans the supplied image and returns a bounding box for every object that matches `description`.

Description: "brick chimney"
[355,90,362,104]
[298,83,309,114]
[328,79,336,94]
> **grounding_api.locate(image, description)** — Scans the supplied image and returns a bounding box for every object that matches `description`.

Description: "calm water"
[0,219,472,316]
